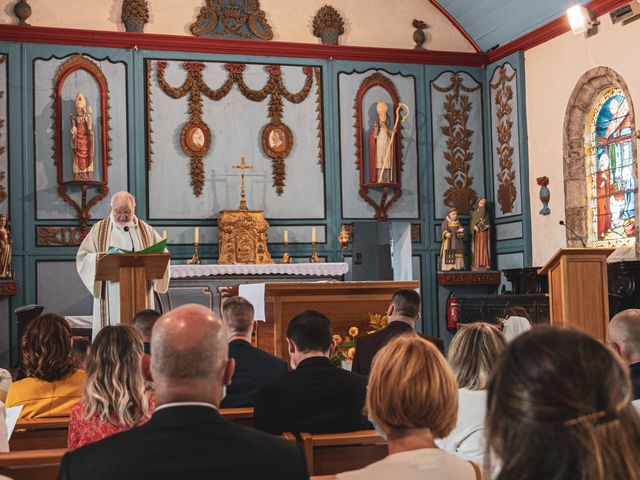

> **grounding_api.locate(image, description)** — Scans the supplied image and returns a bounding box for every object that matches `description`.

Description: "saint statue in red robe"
[70,92,95,181]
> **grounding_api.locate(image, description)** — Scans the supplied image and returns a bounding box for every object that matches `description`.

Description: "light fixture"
[566,4,600,37]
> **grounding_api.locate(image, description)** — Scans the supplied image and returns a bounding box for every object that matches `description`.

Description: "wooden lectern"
[95,253,170,324]
[538,248,614,342]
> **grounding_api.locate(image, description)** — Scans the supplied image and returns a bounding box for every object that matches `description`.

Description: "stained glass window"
[585,88,637,248]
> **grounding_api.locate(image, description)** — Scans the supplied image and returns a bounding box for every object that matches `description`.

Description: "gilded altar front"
[218,209,274,264]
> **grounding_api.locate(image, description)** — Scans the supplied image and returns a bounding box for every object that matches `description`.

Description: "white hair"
[503,316,532,343]
[110,191,136,208]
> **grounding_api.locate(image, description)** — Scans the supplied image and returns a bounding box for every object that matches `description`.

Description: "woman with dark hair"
[486,326,640,480]
[68,325,153,450]
[6,313,84,418]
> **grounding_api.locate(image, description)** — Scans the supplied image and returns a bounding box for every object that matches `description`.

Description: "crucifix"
[232,156,254,210]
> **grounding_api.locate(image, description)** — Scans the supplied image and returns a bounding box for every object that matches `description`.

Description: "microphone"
[123,226,136,253]
[559,220,586,248]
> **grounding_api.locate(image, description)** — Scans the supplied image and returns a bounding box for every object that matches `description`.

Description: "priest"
[76,191,169,337]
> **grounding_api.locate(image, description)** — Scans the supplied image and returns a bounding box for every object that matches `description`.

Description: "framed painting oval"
[262,122,293,158]
[180,121,211,157]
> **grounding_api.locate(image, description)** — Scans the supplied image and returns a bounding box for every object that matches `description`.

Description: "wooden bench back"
[10,418,69,452]
[0,448,66,480]
[285,430,388,475]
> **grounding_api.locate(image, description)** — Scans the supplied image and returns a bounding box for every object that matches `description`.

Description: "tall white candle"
[162,230,167,240]
[284,229,288,243]
[194,226,200,244]
[312,227,316,243]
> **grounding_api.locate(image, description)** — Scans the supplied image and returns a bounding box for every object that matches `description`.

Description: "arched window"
[585,88,637,248]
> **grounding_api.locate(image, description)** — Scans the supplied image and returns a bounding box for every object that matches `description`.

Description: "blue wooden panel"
[36,260,93,316]
[148,59,325,220]
[439,0,589,50]
[495,221,523,240]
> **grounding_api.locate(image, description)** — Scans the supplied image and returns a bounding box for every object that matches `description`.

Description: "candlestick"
[187,243,201,265]
[194,226,199,245]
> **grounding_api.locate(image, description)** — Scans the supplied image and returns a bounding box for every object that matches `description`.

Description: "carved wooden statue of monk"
[471,197,491,271]
[70,92,95,181]
[368,100,395,184]
[440,208,465,271]
[0,214,12,278]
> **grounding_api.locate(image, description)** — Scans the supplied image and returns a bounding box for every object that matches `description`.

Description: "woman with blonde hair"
[6,313,84,418]
[486,326,640,480]
[338,334,479,480]
[68,325,154,450]
[437,322,507,464]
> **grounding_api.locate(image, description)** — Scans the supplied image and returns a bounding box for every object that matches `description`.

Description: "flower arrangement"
[330,313,388,367]
[312,5,345,45]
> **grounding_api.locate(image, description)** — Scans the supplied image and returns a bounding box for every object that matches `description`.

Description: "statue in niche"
[70,92,94,181]
[369,101,395,184]
[440,208,465,271]
[0,214,12,278]
[471,197,491,271]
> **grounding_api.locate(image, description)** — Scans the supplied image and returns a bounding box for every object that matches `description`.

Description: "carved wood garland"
[156,61,315,196]
[353,72,404,220]
[491,65,517,214]
[52,54,112,230]
[314,67,324,172]
[433,73,479,215]
[0,54,6,205]
[190,0,273,40]
[145,59,154,171]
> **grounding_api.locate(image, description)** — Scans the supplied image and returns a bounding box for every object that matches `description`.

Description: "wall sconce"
[566,4,600,37]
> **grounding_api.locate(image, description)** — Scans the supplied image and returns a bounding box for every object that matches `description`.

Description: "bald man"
[58,304,308,480]
[608,309,640,401]
[76,191,169,337]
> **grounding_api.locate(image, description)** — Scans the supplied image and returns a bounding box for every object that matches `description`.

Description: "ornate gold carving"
[314,67,324,172]
[0,280,17,296]
[411,223,421,243]
[218,210,274,264]
[312,5,345,44]
[190,0,273,40]
[433,73,480,215]
[490,65,517,214]
[36,226,88,246]
[0,54,6,204]
[145,59,154,170]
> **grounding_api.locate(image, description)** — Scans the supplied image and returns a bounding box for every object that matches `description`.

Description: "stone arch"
[562,66,638,256]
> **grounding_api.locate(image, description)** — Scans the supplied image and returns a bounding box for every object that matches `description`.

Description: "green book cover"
[106,239,167,255]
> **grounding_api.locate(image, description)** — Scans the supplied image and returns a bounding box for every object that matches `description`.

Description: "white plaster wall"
[525,18,640,266]
[0,0,475,52]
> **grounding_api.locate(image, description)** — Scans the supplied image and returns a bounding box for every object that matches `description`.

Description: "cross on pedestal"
[232,156,254,210]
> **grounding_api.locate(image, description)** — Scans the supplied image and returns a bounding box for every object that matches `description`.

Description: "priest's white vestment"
[76,214,169,337]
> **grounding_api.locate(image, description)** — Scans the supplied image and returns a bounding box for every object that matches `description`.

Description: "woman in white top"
[0,401,8,452]
[337,334,479,480]
[436,323,507,464]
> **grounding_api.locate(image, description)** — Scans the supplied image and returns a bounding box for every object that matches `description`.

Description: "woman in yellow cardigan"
[6,313,85,418]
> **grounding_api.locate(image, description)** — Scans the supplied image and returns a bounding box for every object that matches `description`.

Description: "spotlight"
[566,4,600,37]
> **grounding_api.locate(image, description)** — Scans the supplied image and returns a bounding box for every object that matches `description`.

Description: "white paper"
[5,405,23,439]
[238,283,266,321]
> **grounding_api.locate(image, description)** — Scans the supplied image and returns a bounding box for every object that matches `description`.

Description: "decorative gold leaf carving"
[314,67,324,172]
[490,65,517,214]
[434,73,479,215]
[190,0,273,40]
[36,226,88,246]
[145,59,154,171]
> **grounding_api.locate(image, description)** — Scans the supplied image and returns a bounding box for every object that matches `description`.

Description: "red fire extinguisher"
[446,291,459,330]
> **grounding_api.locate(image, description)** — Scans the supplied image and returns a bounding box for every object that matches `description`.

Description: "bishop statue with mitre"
[76,191,169,337]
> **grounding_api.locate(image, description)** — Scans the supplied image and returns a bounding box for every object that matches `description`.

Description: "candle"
[312,227,316,243]
[194,226,199,245]
[284,229,288,243]
[162,230,167,240]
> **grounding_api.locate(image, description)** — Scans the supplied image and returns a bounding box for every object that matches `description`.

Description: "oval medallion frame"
[262,122,293,158]
[180,121,211,157]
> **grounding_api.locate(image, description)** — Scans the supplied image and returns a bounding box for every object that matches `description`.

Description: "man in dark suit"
[607,308,640,400]
[59,304,308,480]
[253,310,371,435]
[220,296,288,408]
[352,289,444,376]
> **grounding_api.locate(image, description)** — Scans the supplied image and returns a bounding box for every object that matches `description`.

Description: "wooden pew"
[220,407,254,427]
[285,430,388,476]
[0,448,66,480]
[10,418,69,451]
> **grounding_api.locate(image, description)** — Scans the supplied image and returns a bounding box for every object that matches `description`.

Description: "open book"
[105,239,167,255]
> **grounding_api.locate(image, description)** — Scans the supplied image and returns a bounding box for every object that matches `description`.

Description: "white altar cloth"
[170,262,349,278]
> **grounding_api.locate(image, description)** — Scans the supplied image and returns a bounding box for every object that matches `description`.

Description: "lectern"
[538,248,614,342]
[95,253,170,324]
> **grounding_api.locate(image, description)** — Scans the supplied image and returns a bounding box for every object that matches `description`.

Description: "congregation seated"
[0,368,11,403]
[254,310,371,435]
[337,334,479,480]
[352,289,444,376]
[68,325,154,450]
[59,304,308,480]
[436,323,506,464]
[131,308,161,382]
[501,307,532,342]
[6,314,84,419]
[486,326,640,479]
[607,308,640,402]
[220,296,287,408]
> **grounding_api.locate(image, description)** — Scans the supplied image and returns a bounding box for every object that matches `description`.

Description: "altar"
[160,262,350,315]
